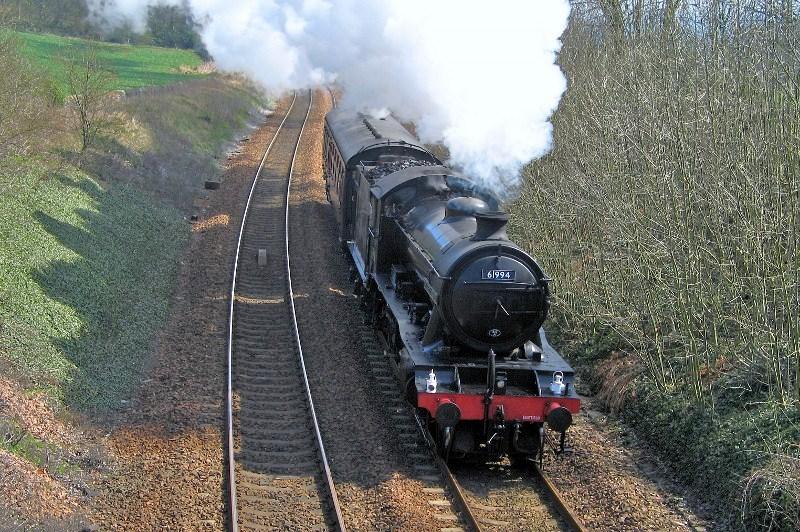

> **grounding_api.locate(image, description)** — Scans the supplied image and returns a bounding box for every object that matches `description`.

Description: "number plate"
[482,269,516,281]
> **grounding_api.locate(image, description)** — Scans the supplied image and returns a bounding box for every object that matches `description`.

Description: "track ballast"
[226,90,344,531]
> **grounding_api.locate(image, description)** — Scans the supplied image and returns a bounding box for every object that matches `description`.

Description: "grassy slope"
[0,165,187,410]
[0,35,267,413]
[0,28,268,531]
[90,76,266,213]
[15,30,205,96]
[131,79,262,159]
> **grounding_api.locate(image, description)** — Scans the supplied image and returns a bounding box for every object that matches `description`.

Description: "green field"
[14,30,206,96]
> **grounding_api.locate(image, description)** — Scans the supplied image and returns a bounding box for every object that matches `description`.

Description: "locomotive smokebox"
[443,245,549,353]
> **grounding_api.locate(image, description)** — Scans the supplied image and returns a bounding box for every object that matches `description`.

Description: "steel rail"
[412,407,587,532]
[327,85,337,108]
[226,92,298,532]
[534,462,589,532]
[285,89,347,530]
[411,409,483,532]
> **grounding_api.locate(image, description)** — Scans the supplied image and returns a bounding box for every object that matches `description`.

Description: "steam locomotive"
[323,108,579,461]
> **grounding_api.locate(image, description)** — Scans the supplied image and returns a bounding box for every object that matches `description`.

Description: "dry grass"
[743,454,800,531]
[80,76,268,212]
[595,353,643,415]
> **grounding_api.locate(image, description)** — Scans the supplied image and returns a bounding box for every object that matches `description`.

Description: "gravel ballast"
[89,97,295,529]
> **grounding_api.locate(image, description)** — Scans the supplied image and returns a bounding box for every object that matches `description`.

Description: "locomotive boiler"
[323,108,580,461]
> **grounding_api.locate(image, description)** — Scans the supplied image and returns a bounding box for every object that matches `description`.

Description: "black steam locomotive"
[323,109,579,461]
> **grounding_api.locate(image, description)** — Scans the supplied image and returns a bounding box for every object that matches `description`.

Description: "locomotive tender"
[323,108,580,461]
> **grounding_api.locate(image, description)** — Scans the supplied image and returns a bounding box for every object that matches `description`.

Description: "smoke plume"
[90,0,571,198]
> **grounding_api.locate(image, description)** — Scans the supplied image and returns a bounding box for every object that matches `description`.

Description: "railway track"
[368,323,588,532]
[404,385,587,531]
[226,90,344,531]
[443,457,588,532]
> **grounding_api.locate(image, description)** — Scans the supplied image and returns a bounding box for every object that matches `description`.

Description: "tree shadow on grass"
[74,78,262,215]
[29,172,232,528]
[32,174,187,415]
[79,133,218,214]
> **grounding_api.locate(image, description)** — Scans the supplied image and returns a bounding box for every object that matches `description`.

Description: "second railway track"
[227,90,344,531]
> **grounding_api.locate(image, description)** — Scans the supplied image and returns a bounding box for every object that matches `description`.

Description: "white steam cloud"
[91,0,571,197]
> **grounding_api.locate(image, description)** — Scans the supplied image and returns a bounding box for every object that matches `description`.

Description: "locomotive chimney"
[472,211,509,241]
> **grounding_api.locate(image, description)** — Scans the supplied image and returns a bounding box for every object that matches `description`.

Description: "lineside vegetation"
[0,27,267,413]
[512,1,799,529]
[0,23,268,527]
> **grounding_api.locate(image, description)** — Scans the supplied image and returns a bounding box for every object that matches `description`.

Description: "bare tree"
[516,0,800,406]
[0,33,49,158]
[64,46,116,155]
[662,0,682,35]
[598,0,627,45]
